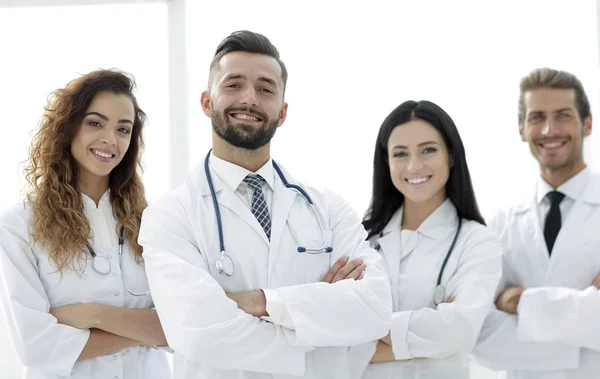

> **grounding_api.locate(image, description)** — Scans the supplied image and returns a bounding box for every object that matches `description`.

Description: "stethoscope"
[86,226,150,296]
[204,150,333,277]
[376,217,462,306]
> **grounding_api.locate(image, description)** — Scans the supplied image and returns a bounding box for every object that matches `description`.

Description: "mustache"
[225,107,267,121]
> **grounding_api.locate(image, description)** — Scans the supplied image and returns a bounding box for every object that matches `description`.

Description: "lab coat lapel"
[216,182,271,247]
[517,189,550,269]
[267,170,297,279]
[376,208,403,266]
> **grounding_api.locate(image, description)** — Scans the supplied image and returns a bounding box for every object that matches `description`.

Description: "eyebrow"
[84,111,133,125]
[223,73,277,88]
[391,141,440,149]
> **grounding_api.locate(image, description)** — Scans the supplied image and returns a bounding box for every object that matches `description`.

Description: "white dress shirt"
[536,167,588,230]
[209,153,295,329]
[0,191,171,379]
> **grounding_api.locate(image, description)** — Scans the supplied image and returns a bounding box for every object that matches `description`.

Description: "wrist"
[89,303,109,328]
[255,289,268,317]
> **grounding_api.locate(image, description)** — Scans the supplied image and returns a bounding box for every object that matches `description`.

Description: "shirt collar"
[209,152,275,193]
[536,166,590,205]
[81,190,111,211]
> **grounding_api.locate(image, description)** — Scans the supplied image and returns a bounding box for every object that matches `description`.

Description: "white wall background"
[0,0,599,377]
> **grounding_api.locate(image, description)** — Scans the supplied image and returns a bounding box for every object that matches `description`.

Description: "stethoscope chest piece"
[92,255,111,275]
[216,251,235,277]
[433,284,445,306]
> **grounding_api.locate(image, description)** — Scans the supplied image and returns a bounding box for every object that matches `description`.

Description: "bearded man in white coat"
[138,30,392,379]
[473,68,600,379]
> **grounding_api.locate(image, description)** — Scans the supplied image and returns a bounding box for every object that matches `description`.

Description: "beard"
[212,106,279,150]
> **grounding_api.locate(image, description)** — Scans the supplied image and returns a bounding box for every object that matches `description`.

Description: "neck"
[401,194,447,230]
[540,160,586,189]
[79,174,109,207]
[212,133,270,172]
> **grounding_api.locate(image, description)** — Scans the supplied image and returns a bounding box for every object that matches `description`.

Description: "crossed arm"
[50,303,168,361]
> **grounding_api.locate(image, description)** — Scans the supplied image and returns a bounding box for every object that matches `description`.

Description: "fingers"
[322,256,349,283]
[446,297,455,303]
[332,258,364,283]
[592,272,600,288]
[343,263,367,281]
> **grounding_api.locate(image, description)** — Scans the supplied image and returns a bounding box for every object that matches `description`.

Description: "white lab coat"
[473,169,600,379]
[139,159,393,379]
[348,199,502,379]
[0,199,171,379]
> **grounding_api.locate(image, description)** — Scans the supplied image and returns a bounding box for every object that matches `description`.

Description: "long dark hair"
[363,100,484,239]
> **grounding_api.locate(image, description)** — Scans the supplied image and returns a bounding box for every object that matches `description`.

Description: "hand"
[226,290,267,317]
[446,297,455,303]
[592,272,600,288]
[370,340,396,363]
[50,303,103,330]
[322,256,367,283]
[496,286,525,314]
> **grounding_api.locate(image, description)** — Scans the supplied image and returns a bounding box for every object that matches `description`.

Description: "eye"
[423,147,437,154]
[118,127,131,134]
[226,83,241,89]
[260,88,274,94]
[558,112,572,119]
[88,120,102,127]
[392,151,407,158]
[528,114,542,123]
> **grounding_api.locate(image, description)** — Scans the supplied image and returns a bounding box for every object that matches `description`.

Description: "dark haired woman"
[352,100,502,378]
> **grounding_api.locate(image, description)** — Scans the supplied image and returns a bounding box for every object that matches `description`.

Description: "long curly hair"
[25,69,148,273]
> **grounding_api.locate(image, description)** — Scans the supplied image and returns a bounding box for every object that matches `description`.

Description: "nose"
[100,128,118,146]
[239,86,258,106]
[407,155,424,172]
[541,118,559,137]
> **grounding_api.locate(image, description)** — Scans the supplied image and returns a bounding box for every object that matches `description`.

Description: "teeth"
[543,141,562,148]
[407,177,429,184]
[92,149,113,159]
[232,113,259,121]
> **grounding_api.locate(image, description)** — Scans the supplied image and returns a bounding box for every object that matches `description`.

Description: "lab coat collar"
[379,198,458,240]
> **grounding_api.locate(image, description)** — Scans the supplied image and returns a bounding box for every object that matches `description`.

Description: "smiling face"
[520,88,591,175]
[387,119,451,209]
[70,91,135,188]
[201,51,288,151]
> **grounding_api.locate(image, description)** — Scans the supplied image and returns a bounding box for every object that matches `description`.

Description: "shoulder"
[0,201,32,231]
[459,218,502,254]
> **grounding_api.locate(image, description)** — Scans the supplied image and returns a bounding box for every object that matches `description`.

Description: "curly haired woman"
[0,69,171,379]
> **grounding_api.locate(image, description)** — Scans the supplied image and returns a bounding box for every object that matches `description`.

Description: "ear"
[583,115,592,137]
[277,102,288,127]
[200,91,212,118]
[519,122,526,142]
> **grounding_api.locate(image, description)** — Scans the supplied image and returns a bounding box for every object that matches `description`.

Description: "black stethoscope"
[204,150,333,277]
[86,226,150,296]
[376,217,462,306]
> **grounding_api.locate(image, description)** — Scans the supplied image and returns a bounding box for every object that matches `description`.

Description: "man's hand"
[226,290,268,317]
[322,256,367,283]
[50,303,104,329]
[592,272,600,288]
[496,286,525,314]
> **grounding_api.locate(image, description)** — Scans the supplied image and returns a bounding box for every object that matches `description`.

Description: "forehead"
[215,51,283,86]
[86,91,134,117]
[388,119,444,146]
[524,88,577,113]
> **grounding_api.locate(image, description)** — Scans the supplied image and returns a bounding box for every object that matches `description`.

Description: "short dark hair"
[518,68,591,124]
[208,30,288,96]
[363,100,485,239]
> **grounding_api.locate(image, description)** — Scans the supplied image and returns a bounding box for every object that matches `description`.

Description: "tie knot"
[243,174,264,191]
[546,190,565,206]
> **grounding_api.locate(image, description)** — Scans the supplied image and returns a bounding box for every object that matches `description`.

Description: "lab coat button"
[107,255,112,259]
[114,292,120,296]
[112,272,117,277]
[113,355,117,360]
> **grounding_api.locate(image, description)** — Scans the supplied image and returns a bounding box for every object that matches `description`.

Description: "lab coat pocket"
[292,231,333,284]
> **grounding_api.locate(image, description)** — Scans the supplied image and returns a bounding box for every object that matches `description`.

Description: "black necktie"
[544,191,565,255]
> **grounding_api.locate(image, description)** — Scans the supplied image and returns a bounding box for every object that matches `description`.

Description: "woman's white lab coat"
[138,160,393,379]
[0,194,170,379]
[350,199,502,379]
[473,170,600,379]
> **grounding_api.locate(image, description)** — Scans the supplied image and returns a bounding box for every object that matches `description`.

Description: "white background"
[1,0,599,377]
